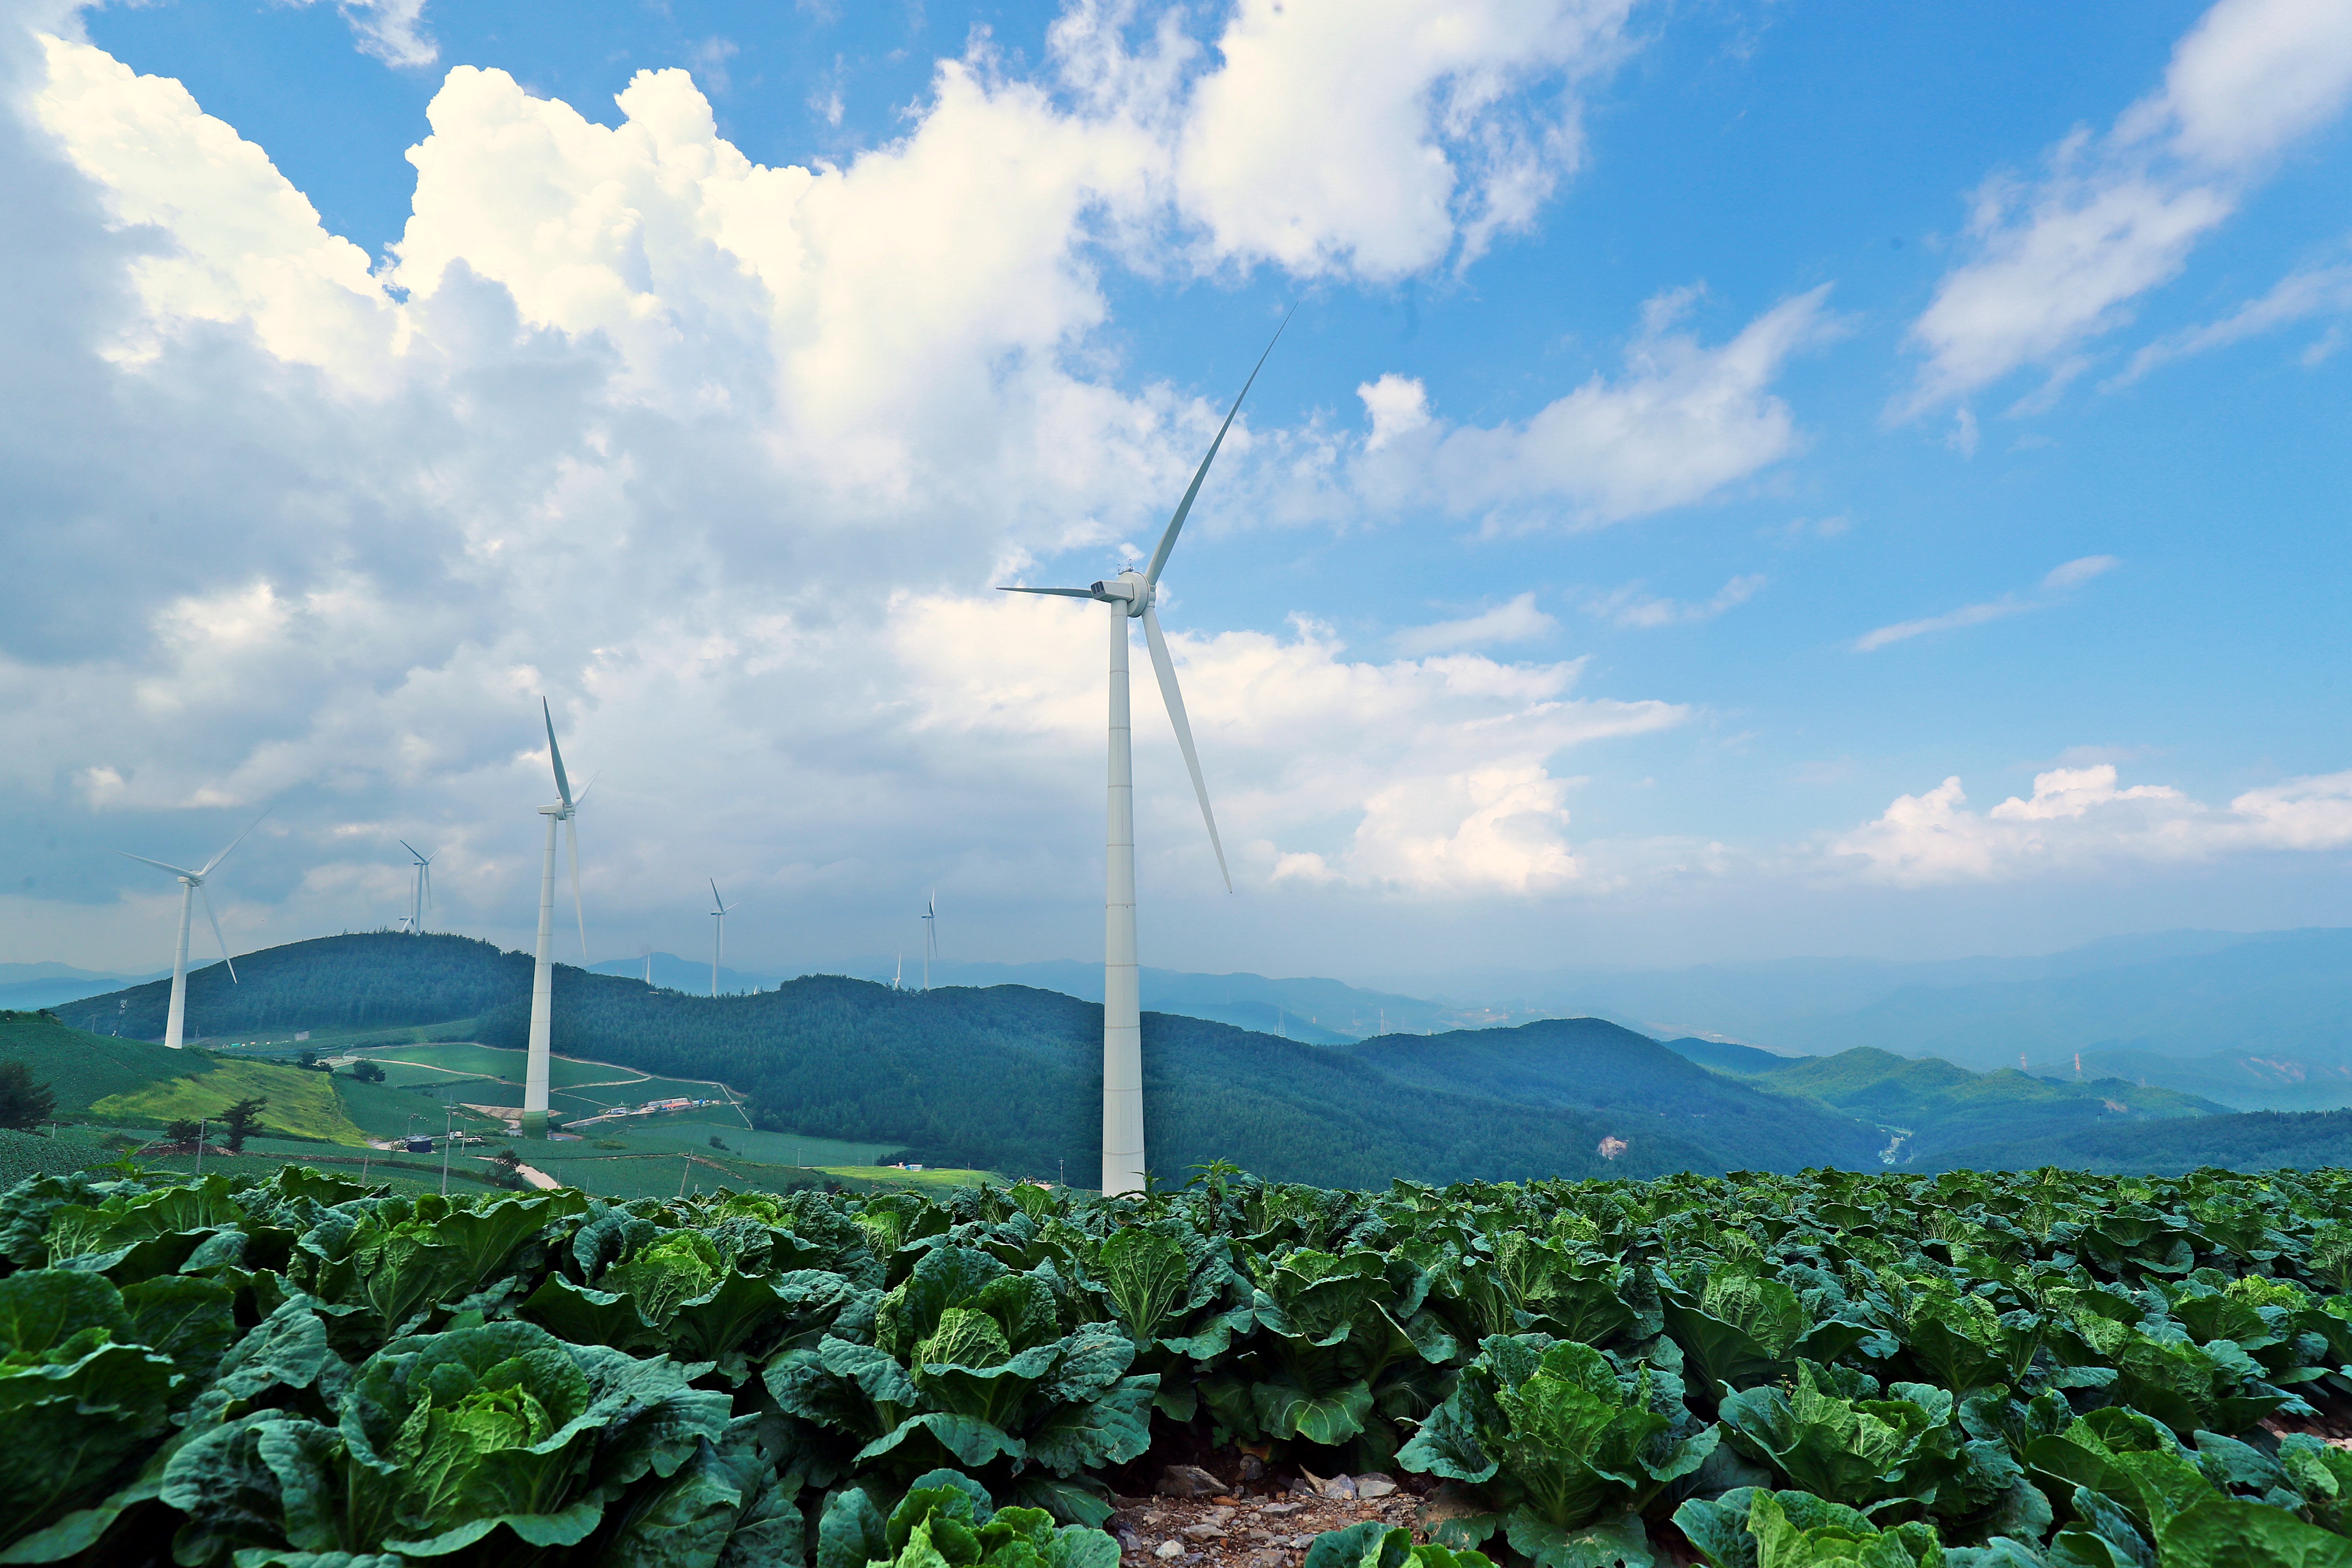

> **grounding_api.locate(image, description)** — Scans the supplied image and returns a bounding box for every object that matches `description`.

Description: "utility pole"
[193,1116,206,1177]
[440,1102,453,1196]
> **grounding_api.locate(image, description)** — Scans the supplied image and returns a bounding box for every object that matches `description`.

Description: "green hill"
[1655,1034,1800,1074]
[73,931,528,1041]
[1336,1019,1885,1171]
[1712,1044,2225,1159]
[0,1009,372,1144]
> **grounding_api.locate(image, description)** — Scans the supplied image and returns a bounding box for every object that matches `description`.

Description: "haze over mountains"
[25,929,2351,1185]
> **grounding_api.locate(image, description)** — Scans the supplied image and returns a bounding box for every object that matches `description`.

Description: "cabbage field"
[4,1161,2351,1567]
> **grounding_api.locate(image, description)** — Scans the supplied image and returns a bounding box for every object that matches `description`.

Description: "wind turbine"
[708,880,737,998]
[997,315,1285,1194]
[920,893,936,991]
[118,812,267,1049]
[523,699,588,1138]
[399,840,433,934]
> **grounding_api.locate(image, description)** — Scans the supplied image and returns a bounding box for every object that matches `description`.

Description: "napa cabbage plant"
[1675,1488,1949,1568]
[1196,1245,1454,1467]
[159,1319,732,1564]
[1716,1362,2047,1542]
[763,1244,1154,1515]
[1397,1333,1717,1568]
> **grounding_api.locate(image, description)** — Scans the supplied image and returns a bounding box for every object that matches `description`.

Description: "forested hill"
[59,932,528,1039]
[471,971,1842,1186]
[62,933,1878,1183]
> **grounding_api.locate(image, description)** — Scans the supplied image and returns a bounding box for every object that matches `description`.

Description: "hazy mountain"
[0,962,166,1014]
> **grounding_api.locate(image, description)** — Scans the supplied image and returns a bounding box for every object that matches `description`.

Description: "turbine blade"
[200,885,239,983]
[567,817,587,960]
[199,808,271,877]
[116,851,200,879]
[1142,603,1232,892]
[997,586,1098,598]
[710,876,723,913]
[543,697,575,809]
[1144,306,1293,589]
[398,838,424,860]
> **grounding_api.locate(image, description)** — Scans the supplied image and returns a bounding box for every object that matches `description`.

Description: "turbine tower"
[997,316,1285,1193]
[400,840,434,934]
[524,699,587,1138]
[921,893,936,991]
[708,879,737,998]
[118,813,266,1049]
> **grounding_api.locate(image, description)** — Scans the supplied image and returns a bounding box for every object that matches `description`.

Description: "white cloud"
[1854,555,2117,652]
[1171,0,1635,278]
[891,591,1685,894]
[1902,0,2352,413]
[1582,574,1763,629]
[1831,763,2352,884]
[275,0,438,70]
[2106,260,2352,386]
[1355,285,1839,529]
[1391,592,1556,655]
[2042,554,2119,590]
[0,12,1717,970]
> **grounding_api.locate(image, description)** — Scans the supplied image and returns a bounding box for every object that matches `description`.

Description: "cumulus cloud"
[0,10,1708,970]
[1853,555,2117,652]
[1831,763,2352,884]
[1170,0,1635,277]
[1902,0,2352,414]
[891,591,1685,894]
[1390,592,1556,655]
[1354,285,1839,530]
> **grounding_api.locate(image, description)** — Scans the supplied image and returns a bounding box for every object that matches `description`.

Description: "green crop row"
[2,1162,2350,1568]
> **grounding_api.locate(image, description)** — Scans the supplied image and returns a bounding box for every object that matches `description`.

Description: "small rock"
[1207,1508,1237,1526]
[1323,1475,1358,1501]
[1247,1529,1277,1544]
[1238,1453,1268,1482]
[1158,1466,1225,1500]
[1260,1502,1303,1517]
[1247,1553,1288,1568]
[1290,1536,1320,1550]
[1114,1525,1144,1552]
[1156,1543,1185,1561]
[1182,1525,1226,1543]
[1354,1475,1398,1500]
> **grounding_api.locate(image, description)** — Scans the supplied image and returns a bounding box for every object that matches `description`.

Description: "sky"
[2,0,2349,989]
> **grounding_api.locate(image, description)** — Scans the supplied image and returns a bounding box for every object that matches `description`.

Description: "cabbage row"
[4,1162,2352,1567]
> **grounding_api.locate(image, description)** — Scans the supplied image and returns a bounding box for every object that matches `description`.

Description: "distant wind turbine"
[523,699,589,1138]
[921,893,937,991]
[118,811,267,1049]
[399,840,434,934]
[708,879,737,998]
[996,313,1286,1194]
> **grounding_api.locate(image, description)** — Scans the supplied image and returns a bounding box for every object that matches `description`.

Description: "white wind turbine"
[998,317,1286,1194]
[920,893,936,991]
[118,812,267,1049]
[523,699,589,1138]
[399,840,434,934]
[708,879,737,998]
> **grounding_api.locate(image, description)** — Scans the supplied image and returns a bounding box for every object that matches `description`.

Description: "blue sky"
[3,0,2349,985]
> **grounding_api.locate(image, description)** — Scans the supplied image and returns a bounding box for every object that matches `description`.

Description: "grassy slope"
[1,1012,370,1143]
[1658,1036,1798,1075]
[1339,1018,1888,1172]
[92,1058,367,1144]
[1755,1047,2225,1157]
[0,1014,203,1112]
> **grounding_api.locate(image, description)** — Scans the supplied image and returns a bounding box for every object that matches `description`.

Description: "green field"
[591,1118,899,1166]
[92,1056,370,1144]
[347,1041,737,1121]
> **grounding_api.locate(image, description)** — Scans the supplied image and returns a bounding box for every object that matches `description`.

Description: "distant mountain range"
[27,929,2348,1183]
[0,961,166,1014]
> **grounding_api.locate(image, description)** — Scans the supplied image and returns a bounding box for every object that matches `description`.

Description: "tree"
[708,1134,729,1151]
[298,1050,319,1070]
[220,1096,267,1152]
[165,1117,203,1144]
[0,1061,57,1131]
[349,1060,387,1083]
